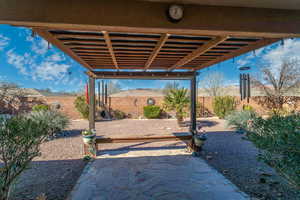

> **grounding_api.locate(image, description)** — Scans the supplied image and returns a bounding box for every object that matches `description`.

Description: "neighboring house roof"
[109,89,164,97]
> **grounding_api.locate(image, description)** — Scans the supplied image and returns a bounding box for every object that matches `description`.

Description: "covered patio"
[1,0,299,199]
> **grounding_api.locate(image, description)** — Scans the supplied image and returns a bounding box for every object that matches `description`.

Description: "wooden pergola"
[1,0,299,153]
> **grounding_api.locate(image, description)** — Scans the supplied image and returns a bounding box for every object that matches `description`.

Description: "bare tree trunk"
[0,185,10,200]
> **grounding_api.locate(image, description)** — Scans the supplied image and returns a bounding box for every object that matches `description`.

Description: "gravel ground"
[7,118,300,200]
[200,119,300,200]
[10,127,86,200]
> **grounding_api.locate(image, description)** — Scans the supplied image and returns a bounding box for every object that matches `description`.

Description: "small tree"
[252,59,300,110]
[74,96,89,119]
[163,88,189,124]
[0,116,53,200]
[200,71,226,97]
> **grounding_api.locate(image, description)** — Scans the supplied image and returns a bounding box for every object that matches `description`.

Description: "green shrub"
[27,110,70,136]
[32,104,49,112]
[0,115,54,200]
[144,105,161,119]
[212,96,236,118]
[113,110,126,119]
[74,96,89,119]
[243,104,254,111]
[225,110,257,130]
[247,114,300,189]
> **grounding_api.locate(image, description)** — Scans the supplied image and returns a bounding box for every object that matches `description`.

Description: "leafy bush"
[32,104,49,112]
[74,96,89,119]
[212,96,236,118]
[225,110,257,130]
[163,88,189,122]
[143,105,161,119]
[243,104,254,111]
[0,115,53,200]
[113,110,126,119]
[247,114,300,189]
[27,110,70,137]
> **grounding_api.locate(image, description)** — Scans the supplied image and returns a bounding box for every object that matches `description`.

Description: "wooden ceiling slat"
[193,38,279,70]
[102,31,119,70]
[35,28,280,72]
[168,36,228,71]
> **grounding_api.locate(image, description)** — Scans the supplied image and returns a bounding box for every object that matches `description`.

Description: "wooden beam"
[95,135,192,144]
[168,36,228,71]
[1,0,300,38]
[145,33,169,70]
[193,38,280,70]
[102,31,119,70]
[33,28,93,71]
[87,71,198,80]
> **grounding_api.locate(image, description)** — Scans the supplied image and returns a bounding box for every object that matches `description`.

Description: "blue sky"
[0,24,299,92]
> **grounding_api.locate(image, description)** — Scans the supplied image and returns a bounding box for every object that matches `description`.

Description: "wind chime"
[239,66,251,103]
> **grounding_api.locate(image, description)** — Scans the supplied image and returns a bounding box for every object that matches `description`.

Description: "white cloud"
[31,39,49,55]
[47,53,64,62]
[237,46,265,68]
[0,34,10,50]
[262,39,300,69]
[6,49,71,82]
[6,50,29,75]
[32,61,70,81]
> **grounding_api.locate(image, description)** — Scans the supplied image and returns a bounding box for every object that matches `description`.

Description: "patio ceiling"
[34,28,279,72]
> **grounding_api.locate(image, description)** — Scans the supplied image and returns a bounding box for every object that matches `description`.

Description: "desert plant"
[247,114,300,189]
[225,110,257,131]
[243,104,254,111]
[32,104,49,112]
[112,109,126,119]
[212,96,236,118]
[0,115,53,200]
[143,105,161,119]
[163,88,189,123]
[27,110,70,137]
[74,96,89,119]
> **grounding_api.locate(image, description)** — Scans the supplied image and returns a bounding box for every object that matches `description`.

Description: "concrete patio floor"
[68,148,249,200]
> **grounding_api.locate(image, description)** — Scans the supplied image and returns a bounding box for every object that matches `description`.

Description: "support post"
[89,76,95,130]
[190,73,197,134]
[189,72,201,154]
[105,83,108,105]
[101,80,104,106]
[98,81,101,106]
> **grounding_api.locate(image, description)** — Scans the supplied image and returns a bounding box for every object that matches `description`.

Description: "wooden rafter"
[168,36,228,71]
[102,31,119,70]
[144,33,169,70]
[33,28,93,71]
[193,38,280,71]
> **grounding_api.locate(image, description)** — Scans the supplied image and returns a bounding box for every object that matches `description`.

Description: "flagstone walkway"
[68,148,249,200]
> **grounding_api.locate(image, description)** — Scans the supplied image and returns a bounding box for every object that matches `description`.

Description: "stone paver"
[69,149,249,200]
